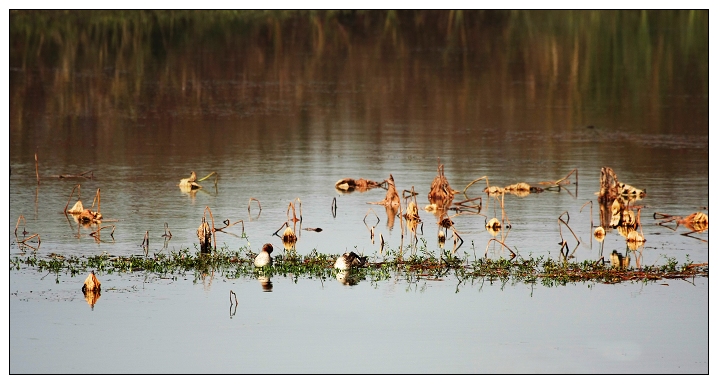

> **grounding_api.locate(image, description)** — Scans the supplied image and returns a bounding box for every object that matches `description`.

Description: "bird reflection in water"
[258,275,273,292]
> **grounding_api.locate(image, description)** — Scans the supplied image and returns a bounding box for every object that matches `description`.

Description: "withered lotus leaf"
[78,209,102,224]
[405,201,420,221]
[621,209,636,228]
[618,182,646,200]
[179,171,202,190]
[504,182,531,192]
[428,164,457,208]
[197,219,212,253]
[598,166,645,204]
[609,198,624,228]
[407,218,419,233]
[686,212,709,232]
[369,174,400,207]
[335,178,382,192]
[67,201,84,214]
[82,271,101,293]
[484,186,503,195]
[382,175,401,207]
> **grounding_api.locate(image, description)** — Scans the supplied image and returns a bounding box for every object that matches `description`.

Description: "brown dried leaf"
[82,271,101,293]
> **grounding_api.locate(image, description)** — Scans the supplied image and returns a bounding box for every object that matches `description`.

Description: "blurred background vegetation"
[10,10,708,134]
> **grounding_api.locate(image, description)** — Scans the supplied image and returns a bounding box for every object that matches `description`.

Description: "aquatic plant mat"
[11,244,707,288]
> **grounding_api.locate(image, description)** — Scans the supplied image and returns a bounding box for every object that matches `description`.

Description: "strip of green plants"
[10,243,707,288]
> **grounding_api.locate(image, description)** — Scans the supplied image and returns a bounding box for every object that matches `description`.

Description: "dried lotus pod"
[486,218,501,236]
[485,217,501,229]
[282,226,297,250]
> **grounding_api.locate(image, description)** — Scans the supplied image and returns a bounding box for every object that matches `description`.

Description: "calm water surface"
[8,11,708,374]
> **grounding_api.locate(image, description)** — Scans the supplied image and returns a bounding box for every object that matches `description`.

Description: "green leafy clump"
[10,242,707,289]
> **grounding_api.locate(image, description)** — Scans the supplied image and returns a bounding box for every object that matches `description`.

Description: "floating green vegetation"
[10,243,707,289]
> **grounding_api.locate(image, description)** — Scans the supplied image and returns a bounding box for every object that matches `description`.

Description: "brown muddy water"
[8,11,708,373]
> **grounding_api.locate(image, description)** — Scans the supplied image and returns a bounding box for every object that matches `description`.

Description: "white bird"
[254,243,274,267]
[334,251,368,270]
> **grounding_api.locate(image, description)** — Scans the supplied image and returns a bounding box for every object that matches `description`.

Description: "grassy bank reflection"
[11,10,706,131]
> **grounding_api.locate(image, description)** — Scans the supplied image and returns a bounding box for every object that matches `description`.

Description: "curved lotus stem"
[462,176,490,194]
[484,238,516,260]
[63,184,81,214]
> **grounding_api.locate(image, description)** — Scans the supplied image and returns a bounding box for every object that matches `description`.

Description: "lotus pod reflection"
[593,226,606,242]
[626,230,646,251]
[485,217,501,236]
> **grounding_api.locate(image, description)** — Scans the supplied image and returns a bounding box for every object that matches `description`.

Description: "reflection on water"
[9,11,707,374]
[336,271,360,286]
[610,250,631,269]
[258,275,273,292]
[83,290,101,310]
